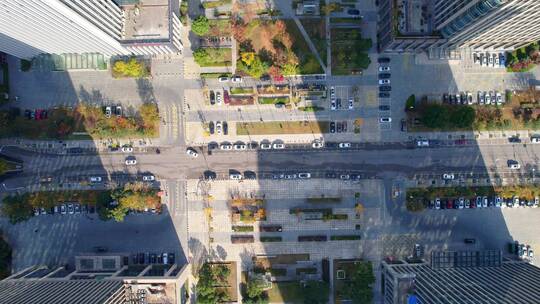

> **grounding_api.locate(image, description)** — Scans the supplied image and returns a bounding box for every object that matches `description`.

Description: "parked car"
[89,176,102,183]
[378,79,391,85]
[312,141,324,149]
[220,143,233,150]
[223,121,228,135]
[379,73,391,79]
[218,76,228,82]
[231,76,242,83]
[442,173,454,180]
[105,106,112,118]
[378,66,391,72]
[215,121,222,134]
[233,143,247,150]
[379,85,391,92]
[508,136,521,143]
[530,136,540,143]
[209,121,215,134]
[142,175,155,181]
[338,142,351,148]
[209,91,215,105]
[272,143,285,149]
[230,173,243,180]
[125,157,137,165]
[260,143,272,150]
[348,98,354,110]
[115,106,122,117]
[464,238,476,244]
[379,117,391,123]
[330,122,336,133]
[216,91,222,106]
[377,57,391,63]
[298,172,311,179]
[243,171,257,179]
[122,146,133,153]
[507,160,520,169]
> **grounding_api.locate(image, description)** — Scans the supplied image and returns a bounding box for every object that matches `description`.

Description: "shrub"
[112,58,148,78]
[260,236,282,242]
[405,94,416,111]
[20,59,32,72]
[191,16,210,36]
[232,225,254,232]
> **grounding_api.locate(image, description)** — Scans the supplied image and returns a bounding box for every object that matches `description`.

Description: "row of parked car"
[510,242,534,259]
[443,91,504,105]
[209,90,229,105]
[24,109,48,120]
[212,141,285,151]
[429,196,539,210]
[473,52,506,68]
[132,252,175,265]
[104,105,122,118]
[33,203,96,216]
[378,57,392,95]
[329,86,354,110]
[208,121,228,135]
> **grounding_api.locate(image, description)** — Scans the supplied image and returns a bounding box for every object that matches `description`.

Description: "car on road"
[330,122,336,133]
[378,66,390,72]
[260,143,272,150]
[142,175,155,181]
[378,79,390,85]
[377,57,391,63]
[272,143,285,149]
[442,173,454,180]
[338,142,351,149]
[379,117,391,123]
[231,76,242,83]
[89,176,102,183]
[122,146,133,153]
[229,173,243,180]
[215,121,222,134]
[125,157,137,165]
[204,170,217,180]
[379,92,390,98]
[379,85,391,92]
[312,141,324,149]
[379,73,391,79]
[507,160,520,169]
[220,143,233,150]
[298,172,311,179]
[379,105,390,111]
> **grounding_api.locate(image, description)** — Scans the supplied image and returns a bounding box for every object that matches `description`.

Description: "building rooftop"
[123,0,170,41]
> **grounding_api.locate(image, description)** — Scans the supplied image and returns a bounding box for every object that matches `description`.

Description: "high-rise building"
[0,255,190,304]
[381,250,540,304]
[377,0,540,54]
[0,0,183,59]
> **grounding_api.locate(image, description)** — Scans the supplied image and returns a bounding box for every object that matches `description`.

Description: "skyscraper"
[377,0,540,53]
[0,0,183,59]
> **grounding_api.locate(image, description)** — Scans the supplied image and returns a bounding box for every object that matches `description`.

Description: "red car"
[446,200,453,209]
[223,90,230,105]
[34,109,42,120]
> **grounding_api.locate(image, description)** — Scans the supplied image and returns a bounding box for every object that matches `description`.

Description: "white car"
[379,117,391,123]
[494,54,500,66]
[485,92,491,104]
[531,137,540,143]
[348,98,354,110]
[215,121,222,134]
[218,77,229,83]
[230,173,243,180]
[142,175,155,181]
[260,143,272,150]
[435,198,441,209]
[330,100,337,111]
[231,76,242,83]
[298,172,311,179]
[122,146,133,153]
[272,143,285,149]
[495,91,502,104]
[379,79,390,85]
[508,161,520,169]
[330,86,335,98]
[220,144,233,150]
[233,144,247,150]
[379,66,390,72]
[488,53,494,67]
[338,142,351,149]
[442,173,454,180]
[473,53,480,65]
[312,141,324,149]
[186,148,198,158]
[125,158,137,165]
[216,92,222,106]
[89,176,102,183]
[416,140,429,147]
[105,106,112,118]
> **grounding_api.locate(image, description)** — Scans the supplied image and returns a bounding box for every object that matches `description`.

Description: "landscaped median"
[1,182,161,224]
[193,48,232,67]
[257,96,289,105]
[0,103,159,139]
[236,121,329,135]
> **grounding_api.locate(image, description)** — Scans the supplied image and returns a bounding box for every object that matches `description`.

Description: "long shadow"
[0,52,187,281]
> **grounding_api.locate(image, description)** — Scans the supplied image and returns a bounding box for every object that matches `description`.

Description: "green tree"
[0,232,12,279]
[341,261,375,304]
[192,16,210,36]
[281,63,298,76]
[420,104,448,129]
[1,195,32,224]
[525,43,539,56]
[450,106,475,128]
[303,281,330,304]
[242,276,269,304]
[196,263,230,303]
[505,52,516,66]
[193,48,210,66]
[405,95,416,111]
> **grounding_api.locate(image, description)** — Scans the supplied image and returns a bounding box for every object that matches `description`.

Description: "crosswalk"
[159,103,184,145]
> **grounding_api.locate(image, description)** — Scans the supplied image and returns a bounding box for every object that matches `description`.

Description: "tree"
[192,16,210,36]
[341,262,375,304]
[241,52,256,66]
[242,276,269,304]
[505,52,516,66]
[193,48,210,66]
[1,195,32,224]
[420,104,448,129]
[196,263,230,303]
[303,281,330,304]
[405,95,416,111]
[112,58,147,78]
[281,63,298,76]
[0,233,11,279]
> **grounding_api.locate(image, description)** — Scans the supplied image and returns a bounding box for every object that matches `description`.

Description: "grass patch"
[237,121,329,135]
[260,236,282,242]
[267,282,305,303]
[230,87,254,94]
[330,235,361,241]
[298,106,324,111]
[207,19,232,37]
[258,97,289,104]
[202,0,232,8]
[232,225,254,232]
[331,28,371,75]
[194,48,232,67]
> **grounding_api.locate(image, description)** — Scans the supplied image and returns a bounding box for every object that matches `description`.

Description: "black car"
[132,254,138,264]
[347,8,360,15]
[443,94,449,103]
[350,174,360,180]
[325,142,337,148]
[379,105,390,111]
[244,171,257,179]
[24,109,32,119]
[336,122,342,133]
[204,170,217,180]
[260,74,271,81]
[223,121,228,135]
[138,253,145,264]
[379,92,390,98]
[378,73,391,79]
[379,85,391,92]
[150,253,157,264]
[342,121,347,132]
[330,122,336,133]
[464,238,476,244]
[210,91,215,105]
[168,253,175,264]
[378,57,391,63]
[209,121,215,134]
[336,98,342,109]
[508,136,521,143]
